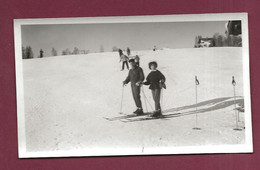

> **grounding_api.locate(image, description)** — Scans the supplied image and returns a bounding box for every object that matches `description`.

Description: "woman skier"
[143,61,166,117]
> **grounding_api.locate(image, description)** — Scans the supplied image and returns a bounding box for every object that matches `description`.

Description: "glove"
[123,81,127,86]
[159,81,166,89]
[135,82,142,86]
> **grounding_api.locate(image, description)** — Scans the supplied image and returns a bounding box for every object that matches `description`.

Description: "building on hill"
[194,36,215,48]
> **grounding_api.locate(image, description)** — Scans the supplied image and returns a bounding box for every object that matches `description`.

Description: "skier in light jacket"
[120,54,129,71]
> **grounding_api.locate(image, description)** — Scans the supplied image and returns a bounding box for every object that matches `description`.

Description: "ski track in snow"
[23,47,245,153]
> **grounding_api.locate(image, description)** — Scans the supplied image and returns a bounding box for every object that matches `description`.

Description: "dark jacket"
[143,70,166,89]
[124,66,145,84]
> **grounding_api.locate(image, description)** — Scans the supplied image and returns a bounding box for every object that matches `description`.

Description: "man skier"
[123,59,145,115]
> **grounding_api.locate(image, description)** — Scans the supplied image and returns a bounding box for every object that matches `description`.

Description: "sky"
[21,21,227,57]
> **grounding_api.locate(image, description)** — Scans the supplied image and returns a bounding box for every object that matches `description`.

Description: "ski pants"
[151,88,161,111]
[122,61,129,70]
[131,83,142,108]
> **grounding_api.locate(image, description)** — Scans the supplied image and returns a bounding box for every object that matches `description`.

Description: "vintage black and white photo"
[14,13,252,158]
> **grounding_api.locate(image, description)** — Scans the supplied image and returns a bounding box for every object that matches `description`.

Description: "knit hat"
[129,59,135,63]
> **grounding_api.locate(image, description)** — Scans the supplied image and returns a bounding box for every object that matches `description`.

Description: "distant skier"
[118,48,123,56]
[134,55,140,67]
[127,47,131,56]
[123,59,145,115]
[120,53,129,71]
[118,49,129,71]
[153,46,157,51]
[143,61,166,117]
[40,49,44,58]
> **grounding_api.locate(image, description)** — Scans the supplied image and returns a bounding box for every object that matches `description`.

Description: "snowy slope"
[22,47,245,154]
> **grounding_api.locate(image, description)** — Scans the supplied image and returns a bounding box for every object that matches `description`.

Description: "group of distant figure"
[118,47,166,118]
[118,46,157,71]
[118,48,140,71]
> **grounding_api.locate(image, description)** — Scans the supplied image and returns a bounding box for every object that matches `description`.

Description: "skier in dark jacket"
[143,61,166,117]
[118,48,123,56]
[123,59,145,115]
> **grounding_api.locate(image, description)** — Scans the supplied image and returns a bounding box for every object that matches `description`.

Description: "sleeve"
[124,70,131,84]
[138,67,145,82]
[159,71,166,82]
[143,73,151,85]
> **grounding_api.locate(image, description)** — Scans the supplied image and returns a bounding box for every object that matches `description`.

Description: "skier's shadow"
[121,97,245,122]
[164,97,233,113]
[162,97,244,118]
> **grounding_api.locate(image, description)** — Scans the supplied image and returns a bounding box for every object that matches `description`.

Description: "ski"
[103,112,153,121]
[120,112,181,122]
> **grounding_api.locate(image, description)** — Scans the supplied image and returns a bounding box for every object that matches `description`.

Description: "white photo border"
[14,13,252,158]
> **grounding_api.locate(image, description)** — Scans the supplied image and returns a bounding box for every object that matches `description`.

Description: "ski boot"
[134,108,144,115]
[151,109,162,118]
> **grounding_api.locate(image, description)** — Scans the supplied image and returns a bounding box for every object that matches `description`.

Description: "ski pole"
[161,88,164,113]
[141,86,154,111]
[119,85,125,114]
[232,76,240,122]
[141,86,148,113]
[232,76,241,131]
[193,76,201,130]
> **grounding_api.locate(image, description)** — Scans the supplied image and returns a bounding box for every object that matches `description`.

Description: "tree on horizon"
[24,46,34,59]
[100,45,104,53]
[51,48,58,56]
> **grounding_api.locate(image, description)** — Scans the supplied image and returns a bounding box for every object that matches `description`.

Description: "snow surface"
[23,47,245,153]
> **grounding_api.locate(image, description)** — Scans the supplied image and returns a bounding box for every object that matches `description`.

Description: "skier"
[153,46,157,51]
[40,49,44,58]
[118,48,123,57]
[127,47,131,56]
[118,49,129,71]
[143,61,166,117]
[123,59,145,115]
[134,55,140,67]
[120,54,129,71]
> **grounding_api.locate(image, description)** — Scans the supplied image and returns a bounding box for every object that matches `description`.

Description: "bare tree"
[62,48,71,55]
[51,48,58,56]
[73,47,79,55]
[22,46,26,59]
[213,33,225,47]
[112,46,119,52]
[100,45,104,52]
[25,46,34,59]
